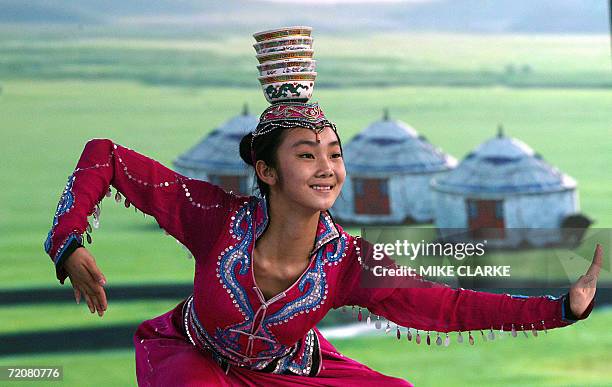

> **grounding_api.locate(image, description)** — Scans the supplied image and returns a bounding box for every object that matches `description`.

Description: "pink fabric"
[44,139,593,386]
[134,300,411,387]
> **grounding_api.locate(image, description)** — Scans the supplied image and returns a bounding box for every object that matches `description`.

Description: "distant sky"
[259,0,435,3]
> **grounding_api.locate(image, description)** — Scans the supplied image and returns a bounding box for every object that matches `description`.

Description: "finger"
[586,244,603,277]
[92,286,108,316]
[86,262,107,287]
[77,267,104,311]
[79,283,100,314]
[83,292,95,314]
[98,286,108,312]
[82,284,103,316]
[73,287,81,304]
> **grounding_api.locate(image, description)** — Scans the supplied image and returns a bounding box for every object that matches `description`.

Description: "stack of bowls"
[253,26,317,104]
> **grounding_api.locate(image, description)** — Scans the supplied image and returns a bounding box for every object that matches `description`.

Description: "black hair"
[239,129,287,197]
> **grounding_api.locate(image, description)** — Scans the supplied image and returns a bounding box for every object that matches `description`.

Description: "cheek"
[336,164,347,183]
[277,169,307,192]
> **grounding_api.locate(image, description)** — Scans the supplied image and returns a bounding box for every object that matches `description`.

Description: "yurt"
[173,104,257,195]
[333,110,457,225]
[431,126,583,247]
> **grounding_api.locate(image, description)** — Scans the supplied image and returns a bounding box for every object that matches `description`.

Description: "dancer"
[43,27,601,386]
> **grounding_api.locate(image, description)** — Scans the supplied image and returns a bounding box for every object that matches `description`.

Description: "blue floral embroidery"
[324,232,346,265]
[230,199,256,240]
[219,247,253,317]
[44,173,77,254]
[44,230,53,253]
[256,326,290,359]
[188,298,293,370]
[311,214,336,253]
[276,329,318,375]
[215,321,252,358]
[209,197,345,374]
[265,248,328,325]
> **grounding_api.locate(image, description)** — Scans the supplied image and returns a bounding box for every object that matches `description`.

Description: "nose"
[316,157,334,178]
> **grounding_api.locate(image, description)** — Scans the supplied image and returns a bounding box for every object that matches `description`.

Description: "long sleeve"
[333,236,594,335]
[44,138,233,284]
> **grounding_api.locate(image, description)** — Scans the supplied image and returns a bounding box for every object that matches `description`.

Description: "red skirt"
[134,300,411,387]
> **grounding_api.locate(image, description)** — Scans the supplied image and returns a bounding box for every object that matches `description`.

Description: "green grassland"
[332,308,612,386]
[1,29,611,88]
[0,30,611,385]
[1,308,611,386]
[0,300,181,334]
[1,79,609,289]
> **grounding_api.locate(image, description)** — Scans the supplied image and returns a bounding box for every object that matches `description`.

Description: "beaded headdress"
[250,26,338,165]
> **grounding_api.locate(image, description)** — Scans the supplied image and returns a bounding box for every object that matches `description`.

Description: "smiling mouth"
[310,185,334,192]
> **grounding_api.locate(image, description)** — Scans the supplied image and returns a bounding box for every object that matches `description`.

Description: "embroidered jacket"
[44,139,593,376]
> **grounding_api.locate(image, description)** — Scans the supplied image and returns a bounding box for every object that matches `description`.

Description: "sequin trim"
[52,232,83,265]
[44,173,77,255]
[203,197,344,375]
[266,233,346,325]
[184,295,295,371]
[343,292,572,346]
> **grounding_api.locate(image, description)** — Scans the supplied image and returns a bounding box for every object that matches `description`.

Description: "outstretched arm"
[334,237,600,336]
[44,139,235,313]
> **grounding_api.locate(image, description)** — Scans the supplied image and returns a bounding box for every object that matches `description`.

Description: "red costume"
[44,139,594,386]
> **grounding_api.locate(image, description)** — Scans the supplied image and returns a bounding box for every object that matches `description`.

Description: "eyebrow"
[291,140,340,148]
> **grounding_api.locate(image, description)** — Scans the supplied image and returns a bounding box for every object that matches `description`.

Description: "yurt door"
[354,178,390,215]
[466,199,505,239]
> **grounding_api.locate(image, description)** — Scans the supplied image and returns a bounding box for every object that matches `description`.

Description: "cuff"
[561,292,595,323]
[55,235,84,285]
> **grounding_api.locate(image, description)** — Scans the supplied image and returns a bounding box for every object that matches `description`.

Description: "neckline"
[254,196,340,256]
[249,220,317,304]
[249,196,341,303]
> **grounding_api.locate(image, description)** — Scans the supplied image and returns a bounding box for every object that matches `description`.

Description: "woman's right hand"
[64,247,108,317]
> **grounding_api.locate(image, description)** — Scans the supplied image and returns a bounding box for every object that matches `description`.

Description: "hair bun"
[239,133,255,166]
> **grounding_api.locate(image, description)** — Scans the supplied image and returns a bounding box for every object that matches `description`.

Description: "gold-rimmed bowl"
[253,36,313,55]
[257,59,316,76]
[256,49,314,64]
[253,26,312,43]
[258,72,317,104]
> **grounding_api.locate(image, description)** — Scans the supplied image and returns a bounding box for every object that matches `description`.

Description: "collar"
[253,196,340,256]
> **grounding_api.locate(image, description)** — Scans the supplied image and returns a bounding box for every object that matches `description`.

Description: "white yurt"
[431,126,581,247]
[173,104,257,196]
[333,110,457,225]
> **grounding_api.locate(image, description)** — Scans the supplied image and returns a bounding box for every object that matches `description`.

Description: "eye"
[299,153,314,159]
[331,153,343,159]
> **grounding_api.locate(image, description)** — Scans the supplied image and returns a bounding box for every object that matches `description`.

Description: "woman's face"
[266,126,345,212]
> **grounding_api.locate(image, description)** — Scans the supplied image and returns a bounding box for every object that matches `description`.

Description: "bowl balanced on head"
[253,26,316,104]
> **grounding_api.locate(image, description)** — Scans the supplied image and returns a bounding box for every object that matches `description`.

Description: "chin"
[313,197,338,212]
[293,188,341,212]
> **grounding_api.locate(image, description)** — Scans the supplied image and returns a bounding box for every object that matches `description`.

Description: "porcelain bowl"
[256,49,314,64]
[254,36,313,55]
[258,72,317,104]
[253,26,312,43]
[257,59,316,76]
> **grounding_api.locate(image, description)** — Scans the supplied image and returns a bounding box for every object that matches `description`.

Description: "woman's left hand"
[569,244,603,317]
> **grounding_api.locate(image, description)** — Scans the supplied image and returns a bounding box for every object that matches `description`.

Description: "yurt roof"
[173,105,258,173]
[344,110,457,174]
[431,127,576,195]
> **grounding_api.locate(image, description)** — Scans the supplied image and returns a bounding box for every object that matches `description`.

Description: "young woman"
[43,101,601,386]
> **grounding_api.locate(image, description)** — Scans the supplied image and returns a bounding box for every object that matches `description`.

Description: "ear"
[255,160,278,186]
